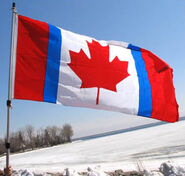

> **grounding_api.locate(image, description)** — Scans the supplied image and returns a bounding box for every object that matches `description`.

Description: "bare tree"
[17,129,26,152]
[61,124,73,142]
[0,138,5,155]
[10,132,20,153]
[56,126,63,144]
[35,128,45,148]
[43,126,60,146]
[50,126,58,146]
[44,127,51,147]
[25,125,35,150]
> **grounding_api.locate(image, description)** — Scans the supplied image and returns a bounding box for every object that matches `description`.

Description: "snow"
[0,120,185,175]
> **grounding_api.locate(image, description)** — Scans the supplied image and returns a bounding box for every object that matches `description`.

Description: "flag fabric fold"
[12,15,179,122]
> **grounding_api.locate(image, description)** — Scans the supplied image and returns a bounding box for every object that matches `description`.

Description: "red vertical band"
[141,49,179,122]
[14,15,49,101]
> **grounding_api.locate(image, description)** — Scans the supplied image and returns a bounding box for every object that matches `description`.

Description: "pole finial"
[12,2,17,13]
[12,2,16,8]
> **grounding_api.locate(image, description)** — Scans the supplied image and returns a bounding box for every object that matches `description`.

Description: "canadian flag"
[11,15,179,122]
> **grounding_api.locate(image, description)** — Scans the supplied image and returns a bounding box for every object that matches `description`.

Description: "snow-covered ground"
[0,120,185,175]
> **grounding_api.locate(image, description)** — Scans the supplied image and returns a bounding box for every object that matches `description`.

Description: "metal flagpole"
[6,2,17,171]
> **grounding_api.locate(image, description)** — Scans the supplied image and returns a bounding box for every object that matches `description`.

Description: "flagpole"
[6,2,17,171]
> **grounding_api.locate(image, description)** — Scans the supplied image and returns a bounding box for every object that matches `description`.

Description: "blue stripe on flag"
[43,24,61,103]
[128,44,152,117]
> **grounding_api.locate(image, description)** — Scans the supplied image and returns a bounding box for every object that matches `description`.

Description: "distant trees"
[61,124,74,142]
[0,124,73,156]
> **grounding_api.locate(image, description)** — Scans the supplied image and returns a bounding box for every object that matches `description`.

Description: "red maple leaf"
[68,40,130,105]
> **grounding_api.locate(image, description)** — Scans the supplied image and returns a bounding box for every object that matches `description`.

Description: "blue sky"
[0,0,184,138]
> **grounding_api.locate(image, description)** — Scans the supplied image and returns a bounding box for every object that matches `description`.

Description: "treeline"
[0,124,73,155]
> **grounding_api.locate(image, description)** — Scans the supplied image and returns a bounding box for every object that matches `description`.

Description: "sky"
[0,0,184,138]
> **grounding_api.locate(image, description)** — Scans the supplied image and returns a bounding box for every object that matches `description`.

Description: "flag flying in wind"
[11,15,179,122]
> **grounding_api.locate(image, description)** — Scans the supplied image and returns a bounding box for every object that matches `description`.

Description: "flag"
[11,15,179,122]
